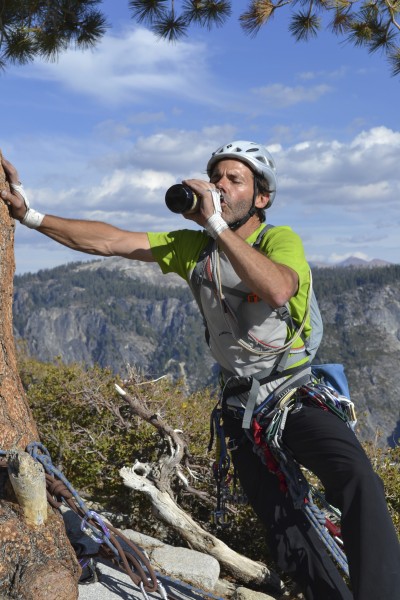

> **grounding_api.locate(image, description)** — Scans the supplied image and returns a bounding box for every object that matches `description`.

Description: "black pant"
[226,405,400,600]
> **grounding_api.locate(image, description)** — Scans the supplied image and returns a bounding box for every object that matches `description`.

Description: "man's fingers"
[1,157,20,183]
[1,190,11,203]
[1,189,21,207]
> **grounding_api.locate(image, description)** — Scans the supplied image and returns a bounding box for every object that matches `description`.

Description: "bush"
[18,351,399,563]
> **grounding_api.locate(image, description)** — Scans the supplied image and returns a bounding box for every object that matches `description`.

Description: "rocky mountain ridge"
[310,256,391,269]
[13,257,400,447]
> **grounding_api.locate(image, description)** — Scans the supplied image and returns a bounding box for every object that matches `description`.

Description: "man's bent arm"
[181,177,299,308]
[217,227,298,308]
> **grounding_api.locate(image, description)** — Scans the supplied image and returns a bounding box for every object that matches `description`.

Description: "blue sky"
[1,1,399,274]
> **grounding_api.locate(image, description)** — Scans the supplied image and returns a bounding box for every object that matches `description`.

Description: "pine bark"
[0,156,80,599]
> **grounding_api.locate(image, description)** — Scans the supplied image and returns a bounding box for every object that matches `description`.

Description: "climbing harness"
[257,383,353,576]
[209,367,356,578]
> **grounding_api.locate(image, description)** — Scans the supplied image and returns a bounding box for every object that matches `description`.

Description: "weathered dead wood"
[117,385,284,591]
[115,383,191,493]
[120,462,281,589]
[0,154,80,598]
[7,450,48,527]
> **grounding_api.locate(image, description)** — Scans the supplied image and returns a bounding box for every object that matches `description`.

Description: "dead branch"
[120,461,283,591]
[115,384,191,492]
[116,382,284,591]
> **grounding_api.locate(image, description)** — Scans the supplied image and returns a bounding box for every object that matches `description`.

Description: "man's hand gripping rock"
[1,156,44,228]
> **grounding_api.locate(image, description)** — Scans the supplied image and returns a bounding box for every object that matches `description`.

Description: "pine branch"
[240,0,278,37]
[129,0,168,25]
[289,10,321,40]
[151,11,188,40]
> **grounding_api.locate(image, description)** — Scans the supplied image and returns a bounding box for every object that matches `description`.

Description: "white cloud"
[297,67,348,81]
[87,168,176,207]
[351,126,400,149]
[251,83,333,107]
[13,124,400,222]
[19,28,218,107]
[8,124,400,272]
[277,126,400,211]
[104,126,237,175]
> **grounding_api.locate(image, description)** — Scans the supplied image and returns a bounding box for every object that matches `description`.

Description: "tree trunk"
[0,156,80,599]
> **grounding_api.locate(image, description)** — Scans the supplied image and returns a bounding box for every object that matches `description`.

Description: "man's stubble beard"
[221,197,253,225]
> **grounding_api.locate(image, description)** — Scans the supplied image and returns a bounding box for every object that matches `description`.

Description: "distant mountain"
[310,256,392,269]
[338,257,391,268]
[13,258,400,447]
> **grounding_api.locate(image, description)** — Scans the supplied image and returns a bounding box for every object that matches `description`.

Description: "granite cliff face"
[13,258,400,446]
[13,257,215,392]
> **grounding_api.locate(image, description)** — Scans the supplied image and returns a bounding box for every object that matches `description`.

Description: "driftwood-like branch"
[120,462,282,590]
[117,384,284,591]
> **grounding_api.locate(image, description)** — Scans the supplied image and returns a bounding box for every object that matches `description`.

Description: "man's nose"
[215,177,226,190]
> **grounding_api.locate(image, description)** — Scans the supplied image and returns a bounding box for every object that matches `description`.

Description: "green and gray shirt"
[148,224,312,405]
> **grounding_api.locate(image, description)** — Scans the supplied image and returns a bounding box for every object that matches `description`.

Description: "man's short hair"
[254,172,270,222]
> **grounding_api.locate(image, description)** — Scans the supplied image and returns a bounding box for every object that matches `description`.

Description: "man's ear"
[255,192,270,210]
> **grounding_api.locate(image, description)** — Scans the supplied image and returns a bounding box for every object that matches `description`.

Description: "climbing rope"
[303,499,349,575]
[1,443,224,600]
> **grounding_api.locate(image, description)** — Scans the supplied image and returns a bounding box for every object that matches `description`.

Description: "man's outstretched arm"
[36,215,153,262]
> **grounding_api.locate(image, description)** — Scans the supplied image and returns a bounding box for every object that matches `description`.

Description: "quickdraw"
[251,385,351,576]
[209,406,247,527]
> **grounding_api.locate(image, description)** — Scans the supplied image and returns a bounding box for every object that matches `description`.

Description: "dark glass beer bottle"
[165,184,199,214]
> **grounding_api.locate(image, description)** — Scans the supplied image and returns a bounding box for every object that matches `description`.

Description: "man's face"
[209,159,254,225]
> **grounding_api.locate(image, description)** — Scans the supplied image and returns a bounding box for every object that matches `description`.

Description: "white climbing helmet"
[206,140,277,206]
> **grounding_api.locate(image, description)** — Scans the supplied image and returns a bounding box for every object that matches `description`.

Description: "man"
[2,142,399,600]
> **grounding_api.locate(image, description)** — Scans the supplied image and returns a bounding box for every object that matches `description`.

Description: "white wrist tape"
[204,189,228,239]
[22,208,45,229]
[205,213,228,239]
[10,182,45,229]
[10,182,30,207]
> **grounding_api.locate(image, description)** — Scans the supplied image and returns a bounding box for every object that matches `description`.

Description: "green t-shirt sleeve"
[148,229,209,282]
[256,225,309,279]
